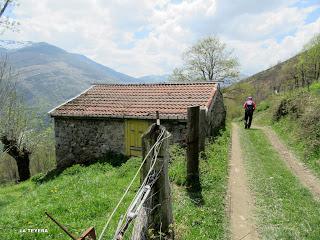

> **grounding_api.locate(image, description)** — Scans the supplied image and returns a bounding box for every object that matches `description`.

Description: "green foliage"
[224,33,320,122]
[0,129,231,240]
[223,82,255,120]
[272,95,303,121]
[271,90,320,158]
[297,33,320,87]
[299,103,320,156]
[170,129,230,239]
[169,144,187,186]
[310,81,320,93]
[30,172,45,184]
[240,128,320,239]
[256,100,270,112]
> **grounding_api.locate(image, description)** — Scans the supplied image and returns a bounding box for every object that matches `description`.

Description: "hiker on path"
[243,96,256,129]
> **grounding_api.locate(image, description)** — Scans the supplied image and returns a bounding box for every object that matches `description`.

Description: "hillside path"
[260,126,320,200]
[227,123,259,240]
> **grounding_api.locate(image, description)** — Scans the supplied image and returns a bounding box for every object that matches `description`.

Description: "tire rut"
[259,126,320,200]
[227,123,259,240]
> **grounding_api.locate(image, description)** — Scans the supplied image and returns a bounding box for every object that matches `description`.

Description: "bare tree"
[170,36,239,82]
[0,0,10,18]
[0,58,34,181]
[0,0,19,33]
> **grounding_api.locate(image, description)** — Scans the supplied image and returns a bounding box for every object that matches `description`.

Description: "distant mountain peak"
[0,40,34,50]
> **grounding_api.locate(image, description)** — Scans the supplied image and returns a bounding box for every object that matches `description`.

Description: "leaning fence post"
[132,123,174,240]
[186,106,200,188]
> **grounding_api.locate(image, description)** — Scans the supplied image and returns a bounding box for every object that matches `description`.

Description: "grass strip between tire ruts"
[240,127,320,240]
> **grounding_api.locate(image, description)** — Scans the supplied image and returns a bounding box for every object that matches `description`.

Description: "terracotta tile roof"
[49,82,218,120]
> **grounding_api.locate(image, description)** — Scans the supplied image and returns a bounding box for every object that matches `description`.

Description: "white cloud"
[2,0,320,77]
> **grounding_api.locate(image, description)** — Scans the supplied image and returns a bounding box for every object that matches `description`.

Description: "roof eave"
[51,114,187,121]
[48,85,95,117]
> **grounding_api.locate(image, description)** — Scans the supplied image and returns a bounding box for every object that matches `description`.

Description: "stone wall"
[162,120,187,145]
[207,87,226,136]
[54,118,125,168]
[53,89,225,168]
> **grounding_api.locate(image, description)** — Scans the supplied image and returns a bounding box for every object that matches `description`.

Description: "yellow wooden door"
[125,119,150,156]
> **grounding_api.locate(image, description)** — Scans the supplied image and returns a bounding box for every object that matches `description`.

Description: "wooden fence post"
[132,123,174,240]
[199,108,206,152]
[186,106,200,188]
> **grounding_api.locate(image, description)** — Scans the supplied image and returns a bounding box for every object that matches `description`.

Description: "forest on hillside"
[224,34,320,120]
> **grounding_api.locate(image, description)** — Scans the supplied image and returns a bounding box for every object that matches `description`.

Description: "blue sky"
[1,0,320,77]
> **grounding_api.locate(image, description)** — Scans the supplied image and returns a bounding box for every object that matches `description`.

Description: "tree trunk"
[1,135,31,182]
[16,154,31,181]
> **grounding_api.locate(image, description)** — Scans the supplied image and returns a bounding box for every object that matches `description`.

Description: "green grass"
[310,81,320,93]
[0,130,231,240]
[272,117,320,178]
[252,87,320,178]
[0,159,141,239]
[240,127,320,239]
[169,129,230,240]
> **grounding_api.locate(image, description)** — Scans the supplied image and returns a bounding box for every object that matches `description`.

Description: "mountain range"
[0,40,168,111]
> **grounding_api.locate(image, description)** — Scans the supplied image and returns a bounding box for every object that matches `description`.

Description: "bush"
[30,172,45,184]
[273,92,306,121]
[256,100,270,112]
[310,82,320,93]
[272,90,320,158]
[299,102,320,156]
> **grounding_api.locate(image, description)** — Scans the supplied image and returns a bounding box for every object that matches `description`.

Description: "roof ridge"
[92,82,218,86]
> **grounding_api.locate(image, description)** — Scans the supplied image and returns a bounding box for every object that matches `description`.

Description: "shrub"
[256,100,270,112]
[272,90,320,158]
[272,92,306,121]
[299,102,320,156]
[30,172,45,184]
[310,82,320,94]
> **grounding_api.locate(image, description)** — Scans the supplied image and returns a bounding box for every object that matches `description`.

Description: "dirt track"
[260,126,320,200]
[227,123,259,240]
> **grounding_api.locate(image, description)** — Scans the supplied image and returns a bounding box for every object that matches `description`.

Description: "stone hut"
[49,82,226,168]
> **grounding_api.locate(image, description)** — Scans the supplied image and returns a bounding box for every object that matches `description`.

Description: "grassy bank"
[240,127,320,239]
[253,83,320,178]
[0,159,141,239]
[170,129,231,240]
[0,129,231,240]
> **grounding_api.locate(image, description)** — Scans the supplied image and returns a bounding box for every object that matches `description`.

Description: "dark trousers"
[244,110,253,128]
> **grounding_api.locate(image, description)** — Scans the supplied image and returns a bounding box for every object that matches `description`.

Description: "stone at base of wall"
[54,118,125,168]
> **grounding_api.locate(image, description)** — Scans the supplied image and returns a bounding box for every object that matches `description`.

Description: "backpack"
[246,104,254,111]
[246,100,254,112]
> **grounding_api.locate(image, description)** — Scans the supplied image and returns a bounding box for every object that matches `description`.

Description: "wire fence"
[98,127,170,240]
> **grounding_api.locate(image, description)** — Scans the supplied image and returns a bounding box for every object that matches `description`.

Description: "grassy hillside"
[0,159,141,239]
[0,130,230,240]
[223,53,300,120]
[253,82,320,177]
[223,56,298,119]
[224,34,320,120]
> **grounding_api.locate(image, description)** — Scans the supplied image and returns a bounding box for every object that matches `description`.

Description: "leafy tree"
[298,33,320,90]
[170,36,239,82]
